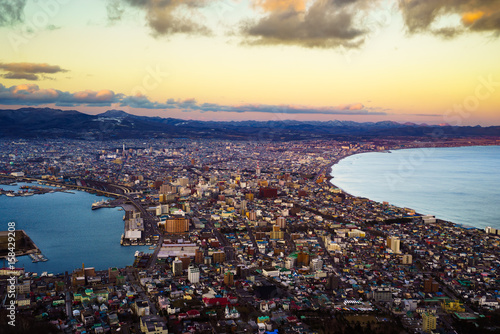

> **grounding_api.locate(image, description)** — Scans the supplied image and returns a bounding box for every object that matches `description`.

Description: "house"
[140,315,168,334]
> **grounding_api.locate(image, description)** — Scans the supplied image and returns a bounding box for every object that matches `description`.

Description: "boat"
[30,253,40,263]
[149,246,156,250]
[92,199,108,209]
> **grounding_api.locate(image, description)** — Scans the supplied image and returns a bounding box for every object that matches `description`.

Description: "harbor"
[0,182,74,197]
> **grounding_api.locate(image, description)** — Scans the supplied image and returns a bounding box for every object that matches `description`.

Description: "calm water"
[330,145,500,230]
[0,183,151,274]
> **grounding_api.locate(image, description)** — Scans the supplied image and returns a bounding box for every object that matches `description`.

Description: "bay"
[330,145,500,230]
[0,183,151,274]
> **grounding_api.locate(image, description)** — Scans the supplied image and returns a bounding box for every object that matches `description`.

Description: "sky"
[0,0,499,126]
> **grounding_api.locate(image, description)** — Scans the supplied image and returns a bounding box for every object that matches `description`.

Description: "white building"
[188,266,200,284]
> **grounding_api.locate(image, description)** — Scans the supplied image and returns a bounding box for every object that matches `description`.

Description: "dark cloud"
[0,0,27,26]
[0,84,122,106]
[107,0,212,36]
[398,0,500,36]
[431,27,463,39]
[2,72,38,80]
[0,83,386,115]
[241,0,378,48]
[0,62,68,81]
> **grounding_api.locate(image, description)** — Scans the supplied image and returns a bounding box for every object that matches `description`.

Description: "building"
[401,254,413,264]
[259,187,277,198]
[172,259,183,276]
[212,251,226,264]
[133,300,150,316]
[160,217,189,234]
[422,312,437,332]
[158,243,198,258]
[285,257,296,269]
[269,225,284,240]
[424,278,439,293]
[296,251,310,267]
[178,177,189,187]
[248,211,257,221]
[387,236,400,253]
[179,256,191,270]
[15,280,30,294]
[372,288,392,302]
[310,258,323,272]
[277,217,286,229]
[140,315,169,334]
[224,271,234,286]
[195,248,204,264]
[188,266,200,284]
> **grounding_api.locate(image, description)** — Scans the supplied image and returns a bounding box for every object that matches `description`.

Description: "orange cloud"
[96,89,115,100]
[252,0,307,12]
[462,10,485,25]
[348,103,364,111]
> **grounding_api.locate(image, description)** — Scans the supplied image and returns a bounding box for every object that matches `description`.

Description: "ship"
[92,199,108,210]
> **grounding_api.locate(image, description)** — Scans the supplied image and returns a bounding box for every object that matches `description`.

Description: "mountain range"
[1,107,499,140]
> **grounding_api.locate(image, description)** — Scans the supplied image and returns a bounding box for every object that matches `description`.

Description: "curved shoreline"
[326,143,500,230]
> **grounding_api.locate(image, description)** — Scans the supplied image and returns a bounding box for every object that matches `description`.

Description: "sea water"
[330,145,500,230]
[0,183,151,274]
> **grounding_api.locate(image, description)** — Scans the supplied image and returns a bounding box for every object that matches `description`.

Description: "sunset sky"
[1,0,499,125]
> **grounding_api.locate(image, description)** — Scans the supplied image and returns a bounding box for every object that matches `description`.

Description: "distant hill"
[1,107,499,140]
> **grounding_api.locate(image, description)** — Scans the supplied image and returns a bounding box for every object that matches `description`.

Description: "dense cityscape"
[1,137,500,334]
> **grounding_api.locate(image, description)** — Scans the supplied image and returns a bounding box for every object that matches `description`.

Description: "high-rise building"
[224,271,234,286]
[424,278,439,293]
[387,236,401,253]
[422,312,437,332]
[236,265,249,279]
[164,217,189,234]
[277,217,286,229]
[285,257,296,269]
[248,211,257,221]
[195,249,204,264]
[270,225,284,240]
[179,256,191,270]
[212,251,226,264]
[188,266,200,284]
[310,258,323,272]
[172,259,183,276]
[297,251,310,267]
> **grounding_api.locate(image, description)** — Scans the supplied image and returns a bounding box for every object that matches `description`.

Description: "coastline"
[326,143,500,231]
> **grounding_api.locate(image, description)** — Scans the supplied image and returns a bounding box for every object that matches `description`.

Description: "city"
[1,137,500,334]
